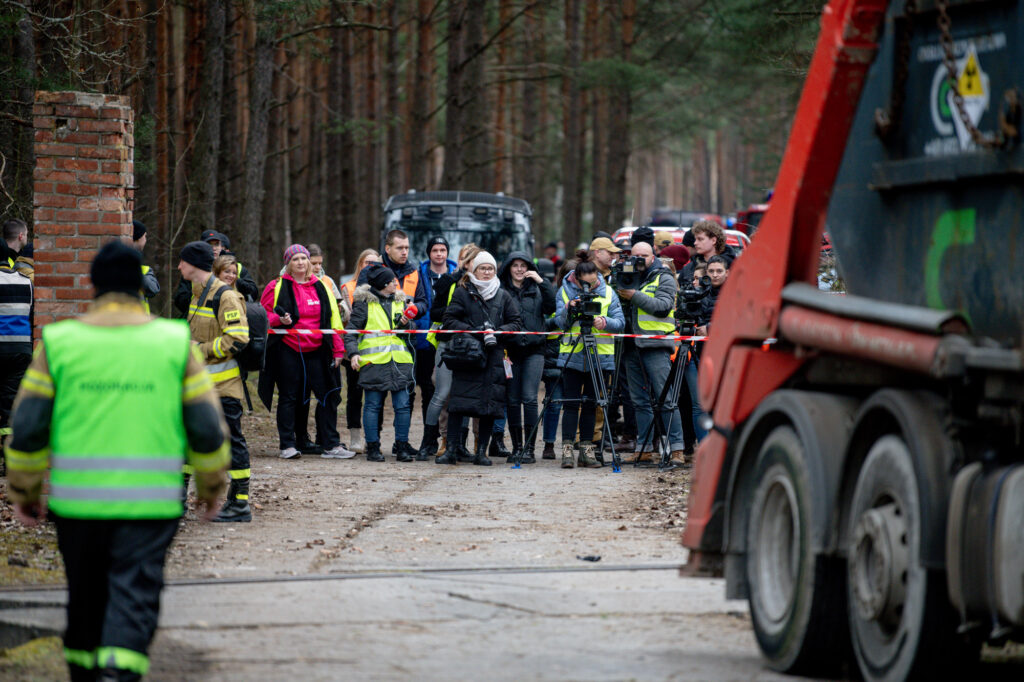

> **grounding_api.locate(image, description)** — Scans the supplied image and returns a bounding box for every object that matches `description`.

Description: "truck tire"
[746,425,847,675]
[846,434,970,682]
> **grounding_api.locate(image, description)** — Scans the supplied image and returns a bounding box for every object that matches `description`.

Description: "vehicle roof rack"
[384,191,532,216]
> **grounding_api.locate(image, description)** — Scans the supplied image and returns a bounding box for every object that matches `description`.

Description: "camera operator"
[616,241,687,464]
[554,253,625,469]
[682,255,729,445]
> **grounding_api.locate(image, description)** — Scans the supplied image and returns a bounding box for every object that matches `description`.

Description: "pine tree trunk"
[239,28,274,273]
[561,0,583,249]
[493,0,511,193]
[386,0,401,196]
[605,0,634,231]
[410,0,434,190]
[441,0,466,188]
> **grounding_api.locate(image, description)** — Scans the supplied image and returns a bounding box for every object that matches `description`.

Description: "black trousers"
[561,368,598,444]
[411,345,436,422]
[54,515,179,680]
[0,351,30,429]
[220,396,250,473]
[447,412,494,453]
[275,346,340,449]
[345,364,363,429]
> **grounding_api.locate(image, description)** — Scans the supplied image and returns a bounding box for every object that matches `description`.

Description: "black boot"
[489,433,512,458]
[366,441,385,462]
[456,427,474,462]
[394,441,414,462]
[509,426,524,462]
[297,438,323,455]
[416,423,440,461]
[436,428,459,465]
[520,423,537,464]
[214,478,252,523]
[473,431,493,466]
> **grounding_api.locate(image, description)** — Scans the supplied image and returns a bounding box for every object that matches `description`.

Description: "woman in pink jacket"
[258,244,352,460]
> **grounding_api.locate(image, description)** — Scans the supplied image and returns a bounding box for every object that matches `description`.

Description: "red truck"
[682,1,1024,681]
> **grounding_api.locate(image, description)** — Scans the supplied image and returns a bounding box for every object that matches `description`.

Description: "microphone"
[402,303,418,320]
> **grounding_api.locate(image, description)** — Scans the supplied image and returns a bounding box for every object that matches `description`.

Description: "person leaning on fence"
[497,249,556,464]
[554,252,625,469]
[416,243,481,462]
[6,240,229,681]
[259,244,351,461]
[344,265,416,463]
[435,251,522,467]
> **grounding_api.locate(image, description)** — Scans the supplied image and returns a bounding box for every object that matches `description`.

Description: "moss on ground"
[0,636,67,681]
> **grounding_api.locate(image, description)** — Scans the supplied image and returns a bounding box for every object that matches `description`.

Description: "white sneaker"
[322,445,356,459]
[348,428,365,454]
[280,447,300,459]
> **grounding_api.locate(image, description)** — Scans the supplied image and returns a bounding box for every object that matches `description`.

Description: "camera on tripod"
[674,274,712,336]
[611,255,647,289]
[568,284,602,332]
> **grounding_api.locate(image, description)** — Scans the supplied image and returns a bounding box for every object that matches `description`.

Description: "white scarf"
[469,274,500,300]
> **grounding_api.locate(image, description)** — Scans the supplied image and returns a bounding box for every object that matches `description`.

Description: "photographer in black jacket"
[684,254,729,445]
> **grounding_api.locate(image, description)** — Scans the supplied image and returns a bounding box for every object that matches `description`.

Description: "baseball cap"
[589,237,622,253]
[654,231,674,248]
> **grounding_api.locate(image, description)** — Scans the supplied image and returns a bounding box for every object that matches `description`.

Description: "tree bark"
[385,0,401,196]
[605,0,634,231]
[409,0,435,191]
[561,0,583,249]
[460,0,492,192]
[239,27,274,273]
[441,0,466,188]
[589,1,609,235]
[493,0,511,193]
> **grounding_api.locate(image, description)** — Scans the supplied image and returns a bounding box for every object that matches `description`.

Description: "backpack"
[210,287,268,372]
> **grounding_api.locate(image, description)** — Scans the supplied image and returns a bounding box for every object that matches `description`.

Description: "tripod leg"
[582,334,620,472]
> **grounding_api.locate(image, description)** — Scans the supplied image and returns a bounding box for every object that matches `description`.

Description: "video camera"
[611,255,647,290]
[675,274,712,336]
[568,282,603,333]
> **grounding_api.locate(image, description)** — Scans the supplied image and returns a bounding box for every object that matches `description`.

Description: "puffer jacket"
[498,250,556,357]
[622,259,678,349]
[344,284,415,392]
[554,271,625,372]
[443,281,522,418]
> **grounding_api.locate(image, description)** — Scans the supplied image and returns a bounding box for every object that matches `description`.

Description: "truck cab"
[381,191,534,263]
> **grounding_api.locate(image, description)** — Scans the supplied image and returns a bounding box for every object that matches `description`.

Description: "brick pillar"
[32,91,135,332]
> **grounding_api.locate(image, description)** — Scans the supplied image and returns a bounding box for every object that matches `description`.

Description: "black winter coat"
[443,282,522,418]
[498,251,555,357]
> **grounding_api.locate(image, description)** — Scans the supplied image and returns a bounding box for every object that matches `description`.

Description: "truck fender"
[837,389,959,570]
[724,390,861,597]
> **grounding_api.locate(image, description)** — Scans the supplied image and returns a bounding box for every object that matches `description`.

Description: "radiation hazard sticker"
[948,44,989,150]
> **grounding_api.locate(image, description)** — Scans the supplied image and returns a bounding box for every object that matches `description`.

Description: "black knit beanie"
[630,226,655,247]
[132,220,147,241]
[425,235,449,256]
[179,241,215,271]
[91,241,143,297]
[368,265,397,291]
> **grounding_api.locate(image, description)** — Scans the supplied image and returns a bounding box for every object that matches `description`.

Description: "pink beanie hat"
[283,244,310,264]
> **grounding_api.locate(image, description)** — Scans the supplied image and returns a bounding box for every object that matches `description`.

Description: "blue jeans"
[507,353,545,437]
[363,388,411,444]
[624,343,685,452]
[684,355,708,442]
[542,377,563,443]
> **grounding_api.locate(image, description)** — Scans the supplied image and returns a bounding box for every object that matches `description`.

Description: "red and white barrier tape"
[267,328,720,342]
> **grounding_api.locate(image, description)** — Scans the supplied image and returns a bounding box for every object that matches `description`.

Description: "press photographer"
[682,255,729,445]
[615,238,687,465]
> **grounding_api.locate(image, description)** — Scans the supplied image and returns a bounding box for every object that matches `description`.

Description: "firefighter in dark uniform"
[5,241,229,682]
[177,241,253,522]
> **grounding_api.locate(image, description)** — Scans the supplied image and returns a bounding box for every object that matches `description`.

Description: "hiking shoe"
[561,443,576,469]
[280,447,300,459]
[578,444,602,469]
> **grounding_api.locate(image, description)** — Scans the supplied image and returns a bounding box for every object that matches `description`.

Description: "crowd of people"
[161,223,735,479]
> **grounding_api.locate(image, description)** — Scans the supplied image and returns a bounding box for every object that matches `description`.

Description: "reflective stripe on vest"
[559,288,615,355]
[357,299,413,366]
[0,268,32,346]
[426,285,457,349]
[273,277,343,331]
[43,318,191,520]
[635,275,675,334]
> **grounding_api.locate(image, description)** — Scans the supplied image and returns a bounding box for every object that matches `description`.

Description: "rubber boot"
[417,423,440,461]
[456,427,474,462]
[214,478,252,522]
[473,430,493,466]
[489,434,512,458]
[348,427,366,454]
[366,441,385,462]
[394,441,414,462]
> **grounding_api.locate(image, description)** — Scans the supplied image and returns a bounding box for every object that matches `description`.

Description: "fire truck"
[682,1,1023,680]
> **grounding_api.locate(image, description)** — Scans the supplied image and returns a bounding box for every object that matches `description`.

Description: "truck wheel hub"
[850,503,908,630]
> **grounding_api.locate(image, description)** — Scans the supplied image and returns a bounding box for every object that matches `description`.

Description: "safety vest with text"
[559,288,615,356]
[357,298,413,367]
[43,318,192,520]
[272,277,343,331]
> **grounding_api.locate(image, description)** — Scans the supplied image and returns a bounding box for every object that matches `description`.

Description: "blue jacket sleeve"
[604,291,625,332]
[554,286,569,330]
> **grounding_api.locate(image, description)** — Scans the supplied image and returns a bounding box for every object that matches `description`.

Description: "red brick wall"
[32,91,135,333]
